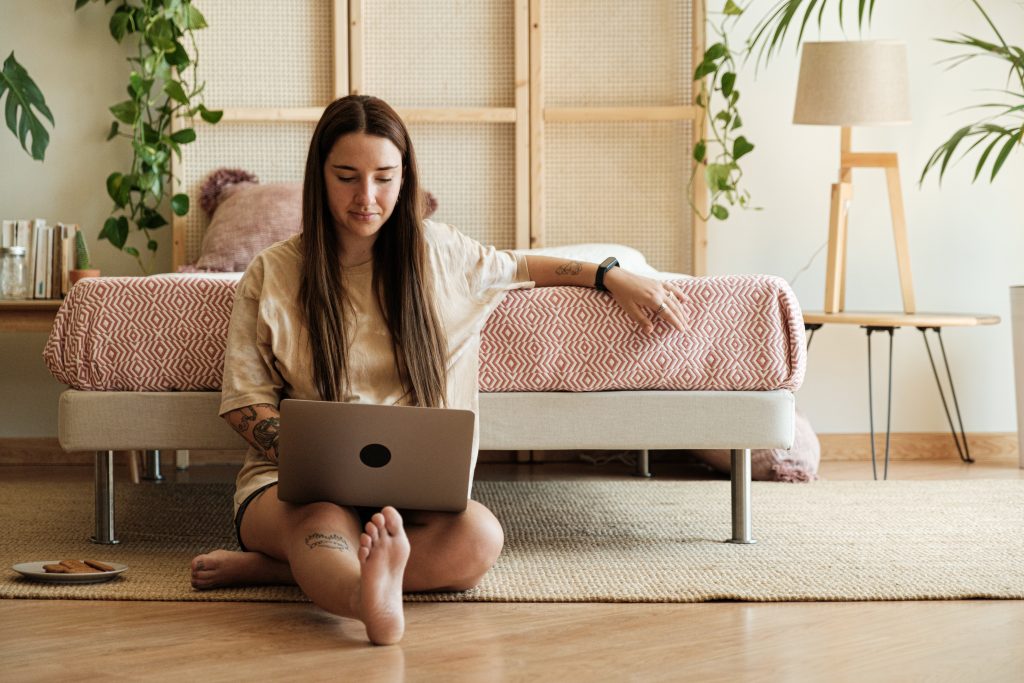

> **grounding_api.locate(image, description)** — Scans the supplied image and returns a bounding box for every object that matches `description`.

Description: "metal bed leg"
[141,449,164,481]
[92,450,119,545]
[726,448,756,544]
[175,449,190,471]
[634,449,652,478]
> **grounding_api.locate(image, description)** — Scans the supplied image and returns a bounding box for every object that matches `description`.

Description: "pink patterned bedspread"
[44,274,805,392]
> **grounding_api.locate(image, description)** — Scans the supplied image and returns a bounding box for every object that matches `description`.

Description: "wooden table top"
[802,311,1001,328]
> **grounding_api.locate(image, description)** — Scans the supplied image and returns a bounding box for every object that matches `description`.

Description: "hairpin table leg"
[865,326,895,480]
[918,327,973,463]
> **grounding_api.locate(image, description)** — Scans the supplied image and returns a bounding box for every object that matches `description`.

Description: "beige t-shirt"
[220,220,533,513]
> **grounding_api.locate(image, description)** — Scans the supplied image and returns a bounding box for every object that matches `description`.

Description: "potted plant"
[69,229,100,286]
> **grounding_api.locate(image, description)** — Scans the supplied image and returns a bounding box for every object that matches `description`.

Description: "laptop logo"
[360,443,391,468]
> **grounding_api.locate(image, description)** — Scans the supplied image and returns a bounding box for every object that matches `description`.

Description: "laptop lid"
[277,399,476,512]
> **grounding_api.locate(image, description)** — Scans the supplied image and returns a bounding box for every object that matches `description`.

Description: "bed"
[45,268,805,547]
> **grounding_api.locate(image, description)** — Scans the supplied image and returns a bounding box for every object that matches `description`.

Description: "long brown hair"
[299,95,448,406]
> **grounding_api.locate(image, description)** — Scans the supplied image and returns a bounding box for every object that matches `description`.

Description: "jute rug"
[1,479,1022,602]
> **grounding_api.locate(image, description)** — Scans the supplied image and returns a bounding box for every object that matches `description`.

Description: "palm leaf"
[0,52,53,161]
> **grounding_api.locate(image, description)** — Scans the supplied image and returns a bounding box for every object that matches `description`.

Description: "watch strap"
[595,257,619,292]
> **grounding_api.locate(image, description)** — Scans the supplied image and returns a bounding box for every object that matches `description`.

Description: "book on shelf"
[2,218,81,300]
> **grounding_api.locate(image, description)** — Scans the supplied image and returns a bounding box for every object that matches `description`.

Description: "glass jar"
[0,246,31,300]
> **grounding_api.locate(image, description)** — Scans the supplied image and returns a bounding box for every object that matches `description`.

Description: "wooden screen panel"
[543,121,692,274]
[537,0,696,274]
[410,123,517,250]
[178,123,315,266]
[190,0,334,108]
[359,0,515,107]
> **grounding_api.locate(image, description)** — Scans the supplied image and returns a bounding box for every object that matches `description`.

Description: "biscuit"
[42,563,70,573]
[58,559,101,574]
[84,559,115,572]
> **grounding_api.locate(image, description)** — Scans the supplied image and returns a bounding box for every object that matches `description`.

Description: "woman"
[190,95,686,645]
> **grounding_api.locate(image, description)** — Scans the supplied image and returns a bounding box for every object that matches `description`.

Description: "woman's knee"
[450,504,504,589]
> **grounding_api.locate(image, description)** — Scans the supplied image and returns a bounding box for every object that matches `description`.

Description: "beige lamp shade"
[793,41,911,126]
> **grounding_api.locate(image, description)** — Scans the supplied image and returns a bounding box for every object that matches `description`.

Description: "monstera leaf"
[0,52,54,161]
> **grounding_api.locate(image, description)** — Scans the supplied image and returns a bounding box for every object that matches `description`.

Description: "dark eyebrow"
[331,164,398,171]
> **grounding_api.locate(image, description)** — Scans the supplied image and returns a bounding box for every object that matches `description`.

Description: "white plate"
[12,561,128,584]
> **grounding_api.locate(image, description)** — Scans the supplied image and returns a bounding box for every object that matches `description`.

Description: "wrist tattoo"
[305,532,351,552]
[554,260,583,276]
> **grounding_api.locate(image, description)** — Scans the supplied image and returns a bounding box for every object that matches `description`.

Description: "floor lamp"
[793,41,914,314]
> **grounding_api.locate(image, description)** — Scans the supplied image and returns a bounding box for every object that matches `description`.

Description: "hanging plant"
[692,0,756,222]
[77,0,222,274]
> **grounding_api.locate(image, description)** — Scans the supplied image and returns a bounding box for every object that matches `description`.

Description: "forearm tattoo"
[554,260,583,276]
[252,417,279,457]
[231,404,279,459]
[305,532,351,552]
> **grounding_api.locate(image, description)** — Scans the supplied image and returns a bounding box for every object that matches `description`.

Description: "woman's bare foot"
[357,506,410,645]
[190,549,294,589]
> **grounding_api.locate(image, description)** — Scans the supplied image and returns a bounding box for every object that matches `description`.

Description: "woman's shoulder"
[249,234,303,272]
[238,234,302,295]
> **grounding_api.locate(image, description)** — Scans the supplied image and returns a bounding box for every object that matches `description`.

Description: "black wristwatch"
[594,257,619,292]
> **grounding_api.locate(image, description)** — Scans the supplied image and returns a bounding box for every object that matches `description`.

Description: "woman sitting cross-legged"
[189,94,686,645]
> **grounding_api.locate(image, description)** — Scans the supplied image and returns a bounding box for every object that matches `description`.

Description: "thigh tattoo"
[304,532,351,552]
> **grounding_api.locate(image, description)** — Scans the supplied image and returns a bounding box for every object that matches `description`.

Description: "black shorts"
[233,483,379,552]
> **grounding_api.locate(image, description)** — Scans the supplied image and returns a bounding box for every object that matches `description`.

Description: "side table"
[802,311,1000,479]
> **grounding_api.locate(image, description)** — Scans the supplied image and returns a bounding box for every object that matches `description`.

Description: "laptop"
[276,399,477,512]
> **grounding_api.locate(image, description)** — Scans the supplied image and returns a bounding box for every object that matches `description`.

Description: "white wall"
[1,1,140,437]
[1,0,1022,438]
[711,0,1024,434]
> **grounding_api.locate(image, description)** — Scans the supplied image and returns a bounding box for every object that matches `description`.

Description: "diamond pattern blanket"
[43,274,805,392]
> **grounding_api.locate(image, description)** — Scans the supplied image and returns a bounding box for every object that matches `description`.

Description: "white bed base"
[59,389,795,547]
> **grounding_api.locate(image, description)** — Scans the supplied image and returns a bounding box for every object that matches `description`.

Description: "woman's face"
[323,132,404,247]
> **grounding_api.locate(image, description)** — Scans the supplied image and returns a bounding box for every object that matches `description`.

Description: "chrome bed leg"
[92,450,119,545]
[141,449,164,481]
[634,449,652,478]
[727,448,756,544]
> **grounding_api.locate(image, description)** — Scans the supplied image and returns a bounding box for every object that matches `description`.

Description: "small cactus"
[74,229,91,270]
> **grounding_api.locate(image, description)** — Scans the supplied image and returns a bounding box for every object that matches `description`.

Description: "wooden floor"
[2,457,1022,682]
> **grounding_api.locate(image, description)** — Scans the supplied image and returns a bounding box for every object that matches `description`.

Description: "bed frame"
[59,388,795,546]
[56,2,796,550]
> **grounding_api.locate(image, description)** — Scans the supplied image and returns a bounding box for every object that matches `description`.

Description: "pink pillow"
[191,169,302,272]
[688,410,820,482]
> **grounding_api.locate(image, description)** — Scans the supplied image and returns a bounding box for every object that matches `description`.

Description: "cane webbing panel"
[362,0,514,107]
[543,121,692,274]
[543,1,691,106]
[190,0,333,108]
[179,122,316,266]
[410,123,516,250]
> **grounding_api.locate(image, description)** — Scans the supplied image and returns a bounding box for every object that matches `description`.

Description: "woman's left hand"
[603,268,686,334]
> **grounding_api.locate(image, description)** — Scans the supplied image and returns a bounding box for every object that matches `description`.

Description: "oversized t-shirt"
[220,220,533,513]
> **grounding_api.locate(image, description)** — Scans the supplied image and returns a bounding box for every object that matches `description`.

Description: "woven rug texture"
[1,479,1022,602]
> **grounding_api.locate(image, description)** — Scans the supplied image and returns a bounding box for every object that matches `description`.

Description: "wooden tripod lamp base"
[824,126,915,314]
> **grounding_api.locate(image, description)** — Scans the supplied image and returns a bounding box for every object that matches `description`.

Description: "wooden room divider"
[173,0,706,275]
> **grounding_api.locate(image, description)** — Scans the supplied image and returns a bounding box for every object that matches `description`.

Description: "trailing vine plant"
[77,0,222,274]
[692,0,755,222]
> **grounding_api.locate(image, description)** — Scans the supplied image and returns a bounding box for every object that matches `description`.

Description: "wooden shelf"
[0,299,64,333]
[803,311,1000,328]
